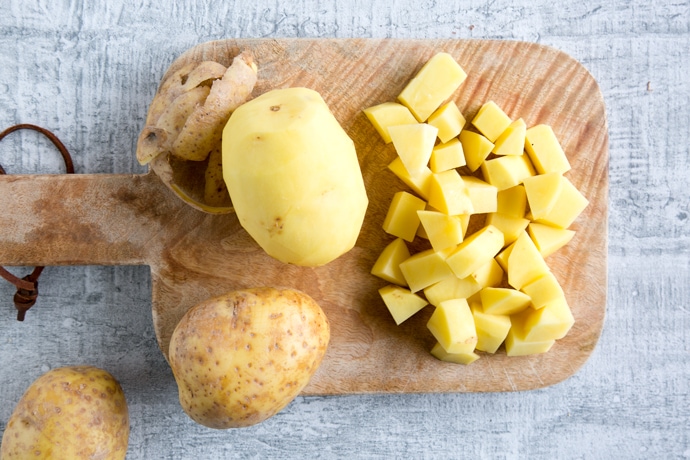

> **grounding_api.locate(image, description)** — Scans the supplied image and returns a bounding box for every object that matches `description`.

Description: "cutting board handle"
[0,172,185,267]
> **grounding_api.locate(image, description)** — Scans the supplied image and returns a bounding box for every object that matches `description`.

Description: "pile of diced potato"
[365,52,589,365]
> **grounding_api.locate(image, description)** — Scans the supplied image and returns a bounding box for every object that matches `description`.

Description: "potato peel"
[136,51,258,213]
[171,51,258,162]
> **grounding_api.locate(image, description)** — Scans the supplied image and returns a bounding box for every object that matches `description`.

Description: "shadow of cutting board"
[0,38,608,394]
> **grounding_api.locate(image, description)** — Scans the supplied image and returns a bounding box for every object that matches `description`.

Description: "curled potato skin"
[136,51,257,165]
[171,52,258,162]
[135,51,257,213]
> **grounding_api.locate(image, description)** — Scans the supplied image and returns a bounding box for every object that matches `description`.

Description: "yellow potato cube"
[428,170,474,215]
[470,304,511,353]
[363,102,418,144]
[480,287,531,315]
[504,327,555,357]
[492,118,526,156]
[430,342,480,365]
[423,275,482,306]
[388,123,438,177]
[507,231,550,290]
[398,52,468,122]
[430,138,466,173]
[470,258,504,288]
[485,212,530,246]
[471,101,512,143]
[427,101,466,143]
[520,271,565,310]
[480,154,535,191]
[459,129,494,172]
[527,222,576,257]
[378,284,428,325]
[522,172,563,220]
[399,248,454,292]
[495,240,515,272]
[388,157,433,199]
[417,210,465,252]
[524,124,571,174]
[534,176,589,229]
[446,225,504,279]
[426,298,477,354]
[496,185,527,218]
[371,237,411,286]
[382,191,427,242]
[463,176,498,214]
[511,297,574,341]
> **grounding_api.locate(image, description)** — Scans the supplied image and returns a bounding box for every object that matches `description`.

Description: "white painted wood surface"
[0,1,688,458]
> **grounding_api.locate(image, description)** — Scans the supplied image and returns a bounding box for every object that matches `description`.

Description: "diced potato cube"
[470,258,504,288]
[492,118,526,156]
[495,241,515,272]
[480,154,536,191]
[363,102,418,144]
[527,222,576,257]
[522,172,563,220]
[428,170,474,215]
[463,176,498,214]
[507,231,550,290]
[485,212,530,246]
[520,271,565,310]
[429,138,465,173]
[446,225,504,279]
[430,342,480,365]
[371,237,411,286]
[382,191,427,242]
[427,101,466,143]
[524,124,571,174]
[426,298,477,354]
[480,287,531,315]
[417,210,465,252]
[511,297,574,341]
[459,130,494,172]
[496,185,527,218]
[399,248,454,292]
[471,101,512,143]
[388,157,433,199]
[388,123,438,177]
[504,327,555,357]
[534,176,589,229]
[423,275,482,306]
[398,52,468,122]
[470,304,511,353]
[378,284,428,325]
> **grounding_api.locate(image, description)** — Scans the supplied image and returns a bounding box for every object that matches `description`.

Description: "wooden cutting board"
[0,38,608,394]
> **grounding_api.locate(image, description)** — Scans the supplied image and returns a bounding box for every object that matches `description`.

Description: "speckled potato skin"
[168,287,330,429]
[0,366,129,459]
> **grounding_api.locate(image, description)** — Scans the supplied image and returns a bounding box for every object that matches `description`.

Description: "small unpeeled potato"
[168,287,330,429]
[1,366,129,459]
[136,51,258,214]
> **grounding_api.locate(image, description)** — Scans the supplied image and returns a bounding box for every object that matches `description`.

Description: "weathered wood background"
[0,1,688,458]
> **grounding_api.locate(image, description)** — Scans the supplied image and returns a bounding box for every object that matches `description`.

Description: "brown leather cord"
[0,123,75,320]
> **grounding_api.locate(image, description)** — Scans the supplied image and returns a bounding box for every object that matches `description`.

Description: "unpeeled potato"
[168,287,330,429]
[0,366,129,459]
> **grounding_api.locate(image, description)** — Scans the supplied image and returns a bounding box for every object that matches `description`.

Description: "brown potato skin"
[169,287,330,429]
[1,366,129,459]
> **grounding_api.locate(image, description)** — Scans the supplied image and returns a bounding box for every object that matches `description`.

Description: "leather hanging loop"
[0,123,74,320]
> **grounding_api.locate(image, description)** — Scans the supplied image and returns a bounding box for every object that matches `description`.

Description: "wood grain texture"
[0,38,608,394]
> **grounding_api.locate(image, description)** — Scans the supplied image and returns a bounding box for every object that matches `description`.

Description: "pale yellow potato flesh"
[1,366,129,459]
[168,287,330,429]
[222,87,368,266]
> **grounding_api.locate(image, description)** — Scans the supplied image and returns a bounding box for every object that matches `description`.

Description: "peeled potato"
[168,287,330,429]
